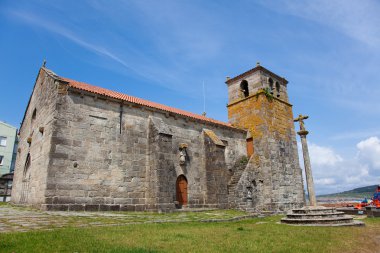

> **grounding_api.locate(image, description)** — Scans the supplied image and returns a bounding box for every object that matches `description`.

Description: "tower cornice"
[225,65,288,86]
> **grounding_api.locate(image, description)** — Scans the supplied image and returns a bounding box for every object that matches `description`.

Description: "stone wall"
[13,70,247,211]
[227,90,305,211]
[12,69,59,206]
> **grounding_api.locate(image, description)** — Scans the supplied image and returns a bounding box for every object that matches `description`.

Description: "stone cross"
[294,114,309,132]
[294,114,317,207]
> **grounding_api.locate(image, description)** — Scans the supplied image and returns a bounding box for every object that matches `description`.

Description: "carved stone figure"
[179,149,186,165]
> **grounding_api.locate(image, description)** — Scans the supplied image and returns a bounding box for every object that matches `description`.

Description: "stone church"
[11,64,305,212]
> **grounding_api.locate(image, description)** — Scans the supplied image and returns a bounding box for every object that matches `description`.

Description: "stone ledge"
[227,90,292,108]
[280,220,365,227]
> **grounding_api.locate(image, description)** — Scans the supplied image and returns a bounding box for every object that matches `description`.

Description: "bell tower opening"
[240,80,249,98]
[269,78,274,95]
[275,81,281,97]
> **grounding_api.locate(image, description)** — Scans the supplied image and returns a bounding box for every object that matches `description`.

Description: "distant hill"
[317,185,378,199]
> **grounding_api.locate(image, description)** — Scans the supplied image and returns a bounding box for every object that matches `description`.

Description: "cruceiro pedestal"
[281,115,364,226]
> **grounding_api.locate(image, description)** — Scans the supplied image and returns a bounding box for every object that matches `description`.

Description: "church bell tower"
[226,63,305,211]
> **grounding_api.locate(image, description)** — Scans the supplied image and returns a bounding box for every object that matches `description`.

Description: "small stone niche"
[179,143,188,165]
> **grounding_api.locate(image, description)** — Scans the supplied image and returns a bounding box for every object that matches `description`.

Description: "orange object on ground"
[355,185,380,209]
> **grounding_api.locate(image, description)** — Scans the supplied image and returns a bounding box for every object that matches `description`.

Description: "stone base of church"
[36,201,304,213]
[39,203,231,212]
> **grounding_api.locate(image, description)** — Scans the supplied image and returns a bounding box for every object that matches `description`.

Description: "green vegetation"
[318,185,377,199]
[1,216,379,253]
[239,155,249,165]
[262,87,274,101]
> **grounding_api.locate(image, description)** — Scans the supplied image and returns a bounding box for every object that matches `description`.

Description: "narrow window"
[0,136,7,147]
[32,108,37,122]
[275,82,280,97]
[0,155,4,165]
[269,78,274,94]
[23,153,31,177]
[240,80,249,98]
[246,138,254,157]
[119,104,123,134]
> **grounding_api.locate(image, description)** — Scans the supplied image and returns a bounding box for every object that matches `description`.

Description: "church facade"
[11,65,305,212]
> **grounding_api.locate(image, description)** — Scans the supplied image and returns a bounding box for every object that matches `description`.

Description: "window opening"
[0,136,6,147]
[23,153,31,177]
[32,108,37,123]
[275,82,280,97]
[240,80,249,98]
[269,78,274,94]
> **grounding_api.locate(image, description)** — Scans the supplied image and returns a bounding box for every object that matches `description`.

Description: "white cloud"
[344,164,370,184]
[298,140,380,195]
[357,136,380,169]
[315,178,336,185]
[308,143,343,166]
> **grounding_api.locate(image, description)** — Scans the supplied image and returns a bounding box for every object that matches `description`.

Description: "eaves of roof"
[53,71,245,131]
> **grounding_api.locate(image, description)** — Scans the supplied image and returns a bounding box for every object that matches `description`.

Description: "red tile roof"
[58,76,241,130]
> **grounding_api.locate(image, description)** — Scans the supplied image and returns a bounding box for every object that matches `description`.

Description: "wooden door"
[176,175,188,205]
[246,138,254,157]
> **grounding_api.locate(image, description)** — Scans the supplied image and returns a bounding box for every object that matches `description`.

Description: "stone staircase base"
[281,206,364,227]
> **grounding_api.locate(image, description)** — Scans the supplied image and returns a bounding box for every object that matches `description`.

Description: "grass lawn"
[1,215,379,253]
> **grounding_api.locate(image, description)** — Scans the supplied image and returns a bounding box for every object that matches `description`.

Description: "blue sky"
[1,0,379,194]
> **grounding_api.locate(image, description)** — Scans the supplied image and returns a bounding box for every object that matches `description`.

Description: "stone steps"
[228,173,244,192]
[227,156,252,195]
[281,206,365,227]
[285,212,345,219]
[281,216,354,224]
[227,171,246,209]
[291,208,336,214]
[281,220,365,227]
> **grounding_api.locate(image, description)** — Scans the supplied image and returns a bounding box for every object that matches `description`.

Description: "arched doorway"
[176,175,188,206]
[20,153,31,203]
